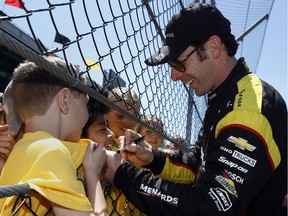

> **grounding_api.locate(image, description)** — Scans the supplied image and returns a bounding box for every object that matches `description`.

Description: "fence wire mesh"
[0,0,274,215]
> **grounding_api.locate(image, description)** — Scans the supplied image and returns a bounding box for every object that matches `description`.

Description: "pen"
[116,136,146,154]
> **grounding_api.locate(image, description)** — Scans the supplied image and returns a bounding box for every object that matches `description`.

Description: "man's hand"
[119,129,154,167]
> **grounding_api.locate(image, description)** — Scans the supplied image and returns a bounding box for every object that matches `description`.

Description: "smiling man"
[102,3,287,216]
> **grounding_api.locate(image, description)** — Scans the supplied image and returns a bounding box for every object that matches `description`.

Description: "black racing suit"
[114,58,287,215]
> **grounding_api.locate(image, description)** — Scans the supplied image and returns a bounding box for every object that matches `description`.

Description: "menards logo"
[227,136,256,152]
[138,184,178,205]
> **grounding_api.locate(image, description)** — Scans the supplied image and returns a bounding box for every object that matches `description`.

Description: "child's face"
[106,101,138,137]
[68,92,89,142]
[86,115,114,146]
[139,127,163,150]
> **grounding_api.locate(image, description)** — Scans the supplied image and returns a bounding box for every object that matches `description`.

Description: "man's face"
[170,44,215,96]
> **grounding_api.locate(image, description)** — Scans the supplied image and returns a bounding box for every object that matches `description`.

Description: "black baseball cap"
[145,3,231,66]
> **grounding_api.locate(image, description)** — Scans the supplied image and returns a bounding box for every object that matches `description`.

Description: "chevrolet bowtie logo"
[227,136,256,152]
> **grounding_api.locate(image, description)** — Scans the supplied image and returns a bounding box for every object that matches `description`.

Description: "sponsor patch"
[218,156,248,173]
[226,170,244,184]
[232,150,257,167]
[209,188,232,211]
[220,146,233,154]
[138,184,178,205]
[215,174,238,197]
[227,136,256,152]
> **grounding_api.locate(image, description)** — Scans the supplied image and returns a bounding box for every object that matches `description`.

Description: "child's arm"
[83,142,108,216]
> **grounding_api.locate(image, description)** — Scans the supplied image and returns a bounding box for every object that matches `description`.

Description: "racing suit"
[113,58,287,215]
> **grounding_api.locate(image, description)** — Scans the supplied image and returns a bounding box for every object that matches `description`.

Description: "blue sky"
[256,0,287,103]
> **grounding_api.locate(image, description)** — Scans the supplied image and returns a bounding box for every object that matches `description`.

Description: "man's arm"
[105,123,283,215]
[120,129,199,184]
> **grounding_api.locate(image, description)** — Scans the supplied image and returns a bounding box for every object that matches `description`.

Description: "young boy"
[104,87,143,216]
[135,114,164,150]
[0,56,108,215]
[82,96,115,150]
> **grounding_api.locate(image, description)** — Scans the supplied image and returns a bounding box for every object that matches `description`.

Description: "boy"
[0,56,108,215]
[135,114,164,150]
[82,96,115,149]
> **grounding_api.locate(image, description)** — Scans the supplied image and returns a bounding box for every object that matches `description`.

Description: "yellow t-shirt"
[0,131,92,215]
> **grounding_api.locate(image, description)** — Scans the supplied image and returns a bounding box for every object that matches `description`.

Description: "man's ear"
[208,35,222,59]
[58,88,71,114]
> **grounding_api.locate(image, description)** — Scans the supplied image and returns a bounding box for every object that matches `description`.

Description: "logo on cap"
[155,52,166,62]
[166,33,175,38]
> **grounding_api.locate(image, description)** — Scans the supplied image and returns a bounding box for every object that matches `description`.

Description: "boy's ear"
[58,88,71,114]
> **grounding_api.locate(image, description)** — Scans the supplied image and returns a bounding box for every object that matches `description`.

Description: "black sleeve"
[114,162,238,216]
[144,143,201,176]
[114,123,282,215]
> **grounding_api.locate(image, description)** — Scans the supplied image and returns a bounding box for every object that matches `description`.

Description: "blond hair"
[108,87,141,113]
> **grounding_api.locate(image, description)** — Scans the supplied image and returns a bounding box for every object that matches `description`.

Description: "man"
[103,3,287,215]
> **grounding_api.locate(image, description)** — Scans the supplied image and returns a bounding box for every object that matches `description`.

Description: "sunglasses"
[168,46,199,72]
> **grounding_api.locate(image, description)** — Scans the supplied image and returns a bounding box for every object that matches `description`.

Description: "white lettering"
[218,156,248,173]
[209,188,232,211]
[227,171,244,184]
[232,150,257,167]
[220,146,233,154]
[139,184,178,205]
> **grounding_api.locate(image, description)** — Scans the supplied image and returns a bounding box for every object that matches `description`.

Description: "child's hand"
[83,142,107,178]
[0,124,15,160]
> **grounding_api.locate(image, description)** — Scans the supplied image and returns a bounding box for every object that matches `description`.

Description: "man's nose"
[170,68,182,81]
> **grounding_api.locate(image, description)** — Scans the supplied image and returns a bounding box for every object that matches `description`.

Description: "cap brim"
[145,44,188,66]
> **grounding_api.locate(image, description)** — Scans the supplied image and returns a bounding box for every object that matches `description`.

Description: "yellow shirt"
[0,131,92,215]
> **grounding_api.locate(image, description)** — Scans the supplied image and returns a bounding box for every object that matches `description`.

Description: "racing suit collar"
[208,57,251,104]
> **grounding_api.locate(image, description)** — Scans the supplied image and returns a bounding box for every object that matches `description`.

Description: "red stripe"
[167,156,196,176]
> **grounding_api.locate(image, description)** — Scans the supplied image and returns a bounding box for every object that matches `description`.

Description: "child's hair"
[12,56,86,121]
[135,114,163,133]
[107,87,141,113]
[171,135,189,151]
[81,92,109,138]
